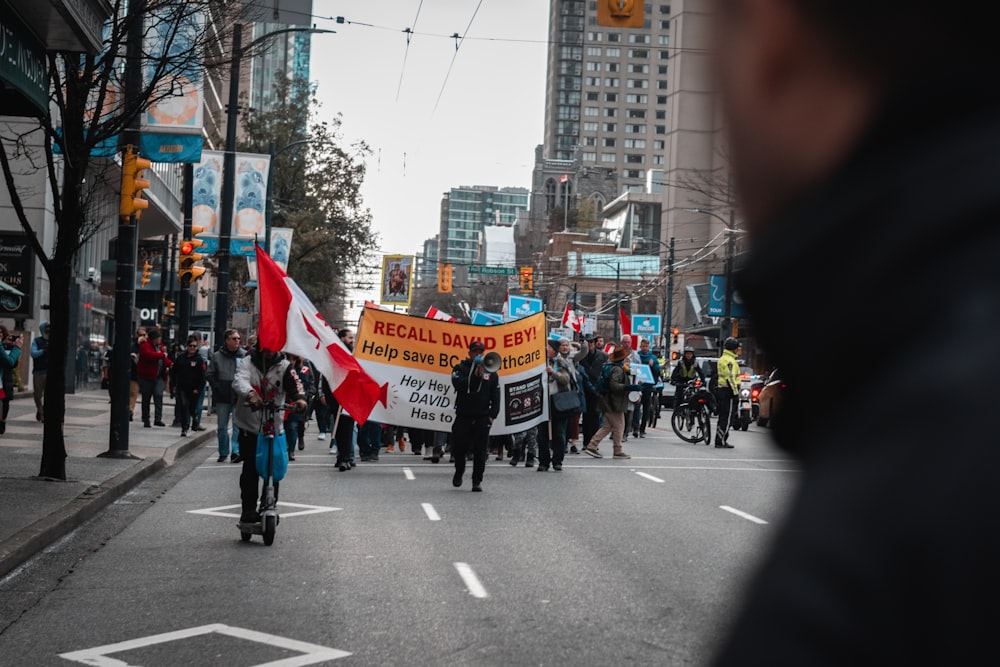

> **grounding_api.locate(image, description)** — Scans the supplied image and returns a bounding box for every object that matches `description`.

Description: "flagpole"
[563,175,569,232]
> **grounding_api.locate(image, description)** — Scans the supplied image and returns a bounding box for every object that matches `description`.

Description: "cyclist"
[670,347,704,409]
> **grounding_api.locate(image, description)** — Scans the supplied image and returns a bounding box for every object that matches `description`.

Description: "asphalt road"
[0,421,799,666]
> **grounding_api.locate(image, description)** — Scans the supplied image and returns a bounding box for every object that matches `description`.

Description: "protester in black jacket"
[708,2,1000,665]
[171,335,207,437]
[450,340,500,492]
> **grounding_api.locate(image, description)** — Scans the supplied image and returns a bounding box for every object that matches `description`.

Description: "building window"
[623,169,645,179]
[660,20,670,29]
[624,138,646,148]
[626,154,645,163]
[658,65,668,74]
[586,91,599,101]
[584,122,599,131]
[586,62,600,71]
[629,50,648,59]
[652,155,664,165]
[601,153,616,162]
[605,62,620,72]
[583,136,597,146]
[587,31,603,41]
[653,140,665,149]
[660,4,671,13]
[604,137,616,147]
[655,110,666,119]
[584,107,599,116]
[604,123,617,132]
[628,34,650,44]
[655,125,666,134]
[604,107,617,117]
[628,108,647,119]
[583,152,597,162]
[605,92,618,102]
[587,46,602,56]
[658,35,670,45]
[657,80,668,90]
[626,79,649,89]
[659,50,669,60]
[607,33,620,42]
[625,124,646,133]
[586,77,601,86]
[604,78,619,86]
[629,63,650,74]
[606,47,621,57]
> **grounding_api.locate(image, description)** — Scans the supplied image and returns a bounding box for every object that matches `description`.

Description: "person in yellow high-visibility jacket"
[715,338,741,448]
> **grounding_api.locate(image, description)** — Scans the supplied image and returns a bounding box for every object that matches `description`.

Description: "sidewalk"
[0,389,217,579]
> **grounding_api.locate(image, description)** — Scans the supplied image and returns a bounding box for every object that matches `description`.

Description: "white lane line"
[635,471,665,483]
[422,503,441,521]
[720,505,768,524]
[403,467,416,480]
[454,562,489,599]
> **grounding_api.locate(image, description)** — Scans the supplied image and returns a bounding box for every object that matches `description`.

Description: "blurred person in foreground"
[709,0,1000,664]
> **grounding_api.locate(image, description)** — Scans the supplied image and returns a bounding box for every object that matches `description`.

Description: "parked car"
[756,368,787,428]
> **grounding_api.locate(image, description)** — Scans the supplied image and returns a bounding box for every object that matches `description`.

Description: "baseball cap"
[469,340,485,352]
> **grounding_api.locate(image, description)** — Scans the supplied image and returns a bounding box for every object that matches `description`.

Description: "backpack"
[595,363,615,395]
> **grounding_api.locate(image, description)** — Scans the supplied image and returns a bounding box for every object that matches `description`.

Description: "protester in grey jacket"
[207,328,245,462]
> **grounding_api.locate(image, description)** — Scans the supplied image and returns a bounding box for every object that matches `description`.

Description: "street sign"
[469,265,517,276]
[507,295,544,320]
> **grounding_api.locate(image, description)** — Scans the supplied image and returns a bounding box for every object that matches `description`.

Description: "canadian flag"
[559,173,569,183]
[619,307,632,338]
[562,302,582,333]
[255,243,383,424]
[425,306,457,322]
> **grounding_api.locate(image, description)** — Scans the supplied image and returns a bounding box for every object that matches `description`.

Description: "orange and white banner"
[355,307,548,434]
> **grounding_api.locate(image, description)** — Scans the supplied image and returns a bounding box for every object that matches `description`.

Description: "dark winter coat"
[710,81,1000,665]
[451,357,500,419]
[171,351,206,395]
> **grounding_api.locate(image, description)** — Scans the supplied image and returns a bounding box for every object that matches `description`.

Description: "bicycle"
[670,379,713,446]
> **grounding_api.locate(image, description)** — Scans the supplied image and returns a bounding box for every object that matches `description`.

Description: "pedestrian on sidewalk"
[30,321,49,423]
[450,340,500,492]
[329,329,358,471]
[128,327,146,421]
[207,328,245,463]
[172,335,206,437]
[137,329,171,427]
[191,331,211,429]
[583,346,635,460]
[0,325,23,435]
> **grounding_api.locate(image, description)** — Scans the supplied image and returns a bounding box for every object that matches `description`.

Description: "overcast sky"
[308,1,549,280]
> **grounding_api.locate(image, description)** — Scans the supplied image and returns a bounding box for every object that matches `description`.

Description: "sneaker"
[143,421,151,428]
[217,455,227,463]
[288,452,295,461]
[583,447,603,459]
[386,444,395,452]
[231,454,243,463]
[570,445,579,454]
[471,484,482,492]
[525,456,535,468]
[715,443,734,449]
[181,430,188,437]
[349,461,357,468]
[154,421,167,427]
[431,457,440,463]
[638,432,646,439]
[360,456,372,462]
[613,452,631,459]
[632,431,639,438]
[398,440,406,452]
[239,510,261,524]
[452,471,463,487]
[317,433,327,441]
[191,425,206,432]
[297,441,305,451]
[536,466,549,472]
[553,464,562,471]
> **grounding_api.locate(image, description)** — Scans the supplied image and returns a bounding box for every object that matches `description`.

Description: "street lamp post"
[685,208,741,344]
[215,25,334,349]
[635,236,675,351]
[264,138,312,253]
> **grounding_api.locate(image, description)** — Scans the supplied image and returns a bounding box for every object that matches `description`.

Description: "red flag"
[425,306,457,322]
[562,303,581,333]
[255,243,382,424]
[619,307,632,338]
[559,173,569,183]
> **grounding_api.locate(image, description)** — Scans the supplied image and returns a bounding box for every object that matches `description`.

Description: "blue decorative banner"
[631,313,662,337]
[507,295,544,320]
[471,310,504,326]
[707,275,746,318]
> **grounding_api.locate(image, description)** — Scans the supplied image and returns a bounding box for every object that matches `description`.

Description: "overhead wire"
[433,0,486,113]
[394,0,425,103]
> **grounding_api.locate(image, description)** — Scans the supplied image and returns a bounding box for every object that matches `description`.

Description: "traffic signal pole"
[105,0,147,458]
[178,163,193,343]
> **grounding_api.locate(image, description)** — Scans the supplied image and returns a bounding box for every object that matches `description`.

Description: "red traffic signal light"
[178,238,206,283]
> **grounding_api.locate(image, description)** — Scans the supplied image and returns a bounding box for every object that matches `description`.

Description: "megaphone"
[480,351,502,373]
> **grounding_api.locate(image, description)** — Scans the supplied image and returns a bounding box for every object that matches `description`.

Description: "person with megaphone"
[450,340,501,492]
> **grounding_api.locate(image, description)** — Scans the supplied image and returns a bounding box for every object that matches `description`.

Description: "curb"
[0,429,216,580]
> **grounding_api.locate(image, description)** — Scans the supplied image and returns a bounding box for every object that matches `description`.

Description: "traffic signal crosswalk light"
[519,267,533,292]
[163,299,176,317]
[139,261,152,288]
[178,238,206,283]
[597,0,645,28]
[437,263,453,293]
[120,146,152,221]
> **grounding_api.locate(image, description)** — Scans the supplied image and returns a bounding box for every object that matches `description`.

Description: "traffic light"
[437,263,453,293]
[119,146,152,221]
[139,261,152,288]
[519,266,533,292]
[163,299,176,317]
[672,327,679,344]
[597,0,645,28]
[671,351,679,361]
[178,238,206,283]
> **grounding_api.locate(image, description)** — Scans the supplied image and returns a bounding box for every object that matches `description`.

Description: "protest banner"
[355,307,548,434]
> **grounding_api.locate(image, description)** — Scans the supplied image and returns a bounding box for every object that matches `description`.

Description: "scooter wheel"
[240,530,252,542]
[263,515,276,546]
